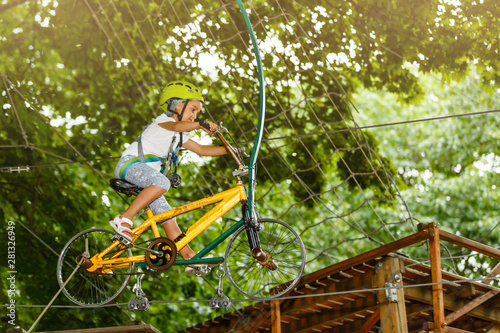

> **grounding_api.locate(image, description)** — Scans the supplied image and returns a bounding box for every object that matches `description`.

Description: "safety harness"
[119,100,190,188]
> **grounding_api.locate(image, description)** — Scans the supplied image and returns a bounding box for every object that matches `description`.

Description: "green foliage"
[1,0,499,331]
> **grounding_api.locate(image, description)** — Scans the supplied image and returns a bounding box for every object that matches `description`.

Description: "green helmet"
[159,81,204,112]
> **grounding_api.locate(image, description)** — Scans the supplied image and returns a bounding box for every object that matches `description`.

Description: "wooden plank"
[360,308,380,333]
[484,263,500,285]
[445,327,473,333]
[35,323,162,333]
[271,299,281,333]
[400,256,497,294]
[429,223,446,333]
[404,287,500,323]
[445,289,500,325]
[297,229,431,287]
[376,256,408,333]
[281,269,374,315]
[438,230,500,261]
[292,295,379,333]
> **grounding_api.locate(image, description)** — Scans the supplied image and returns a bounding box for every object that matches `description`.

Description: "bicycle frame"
[86,182,248,272]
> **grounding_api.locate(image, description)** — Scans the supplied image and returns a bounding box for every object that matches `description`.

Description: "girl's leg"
[121,185,166,220]
[162,220,196,259]
[149,194,197,259]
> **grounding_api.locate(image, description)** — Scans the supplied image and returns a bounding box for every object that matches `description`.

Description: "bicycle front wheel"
[224,219,306,300]
[56,228,132,306]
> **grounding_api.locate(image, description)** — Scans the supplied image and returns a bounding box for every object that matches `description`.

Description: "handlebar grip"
[199,120,211,131]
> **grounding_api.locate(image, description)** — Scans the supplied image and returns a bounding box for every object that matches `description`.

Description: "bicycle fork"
[242,204,278,271]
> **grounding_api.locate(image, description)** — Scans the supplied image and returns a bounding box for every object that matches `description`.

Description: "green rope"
[236,0,266,218]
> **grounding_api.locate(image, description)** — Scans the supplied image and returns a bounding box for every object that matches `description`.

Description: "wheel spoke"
[225,219,305,300]
[56,229,132,306]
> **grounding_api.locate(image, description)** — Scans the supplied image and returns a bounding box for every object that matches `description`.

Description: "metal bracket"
[128,268,150,311]
[384,282,398,303]
[209,266,231,309]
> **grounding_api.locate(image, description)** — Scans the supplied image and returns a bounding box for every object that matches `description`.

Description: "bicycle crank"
[145,237,177,271]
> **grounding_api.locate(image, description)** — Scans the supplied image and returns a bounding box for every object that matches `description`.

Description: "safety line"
[4,108,500,172]
[27,259,84,333]
[3,275,497,309]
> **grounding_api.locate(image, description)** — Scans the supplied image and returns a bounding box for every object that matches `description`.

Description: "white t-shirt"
[122,114,189,171]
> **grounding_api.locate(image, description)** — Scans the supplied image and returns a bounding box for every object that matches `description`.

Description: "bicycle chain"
[86,238,179,276]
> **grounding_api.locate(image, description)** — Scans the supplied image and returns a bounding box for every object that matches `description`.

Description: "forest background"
[1,0,500,331]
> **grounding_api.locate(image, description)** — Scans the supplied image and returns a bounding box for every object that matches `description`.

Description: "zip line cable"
[2,274,497,309]
[3,107,500,172]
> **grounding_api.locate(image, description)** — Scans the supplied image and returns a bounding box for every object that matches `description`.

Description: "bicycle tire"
[56,228,132,306]
[224,219,306,300]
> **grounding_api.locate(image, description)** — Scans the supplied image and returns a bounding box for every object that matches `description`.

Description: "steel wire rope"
[212,0,335,246]
[249,5,408,236]
[2,75,29,146]
[345,0,500,263]
[254,7,410,228]
[345,0,500,108]
[3,274,497,309]
[162,0,244,194]
[171,0,314,236]
[0,73,111,183]
[224,12,357,263]
[0,204,134,319]
[4,108,500,172]
[271,2,414,240]
[81,0,154,113]
[246,4,402,248]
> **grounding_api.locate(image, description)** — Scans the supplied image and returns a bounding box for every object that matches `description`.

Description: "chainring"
[145,237,177,271]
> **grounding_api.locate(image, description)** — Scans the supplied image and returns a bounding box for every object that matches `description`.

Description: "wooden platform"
[178,223,500,333]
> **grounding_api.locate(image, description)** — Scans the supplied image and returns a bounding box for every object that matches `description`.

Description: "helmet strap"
[177,99,190,121]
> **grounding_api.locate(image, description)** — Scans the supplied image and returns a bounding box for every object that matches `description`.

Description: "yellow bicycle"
[56,126,305,306]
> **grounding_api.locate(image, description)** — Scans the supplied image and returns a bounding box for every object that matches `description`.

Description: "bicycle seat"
[109,178,143,197]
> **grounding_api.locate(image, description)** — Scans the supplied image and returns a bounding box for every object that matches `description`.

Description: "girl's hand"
[199,120,217,133]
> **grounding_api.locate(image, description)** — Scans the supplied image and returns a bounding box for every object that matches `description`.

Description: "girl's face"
[176,100,202,122]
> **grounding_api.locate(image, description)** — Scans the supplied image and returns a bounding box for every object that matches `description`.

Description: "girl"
[110,81,227,270]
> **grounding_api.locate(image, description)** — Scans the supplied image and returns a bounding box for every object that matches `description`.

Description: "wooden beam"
[484,263,500,285]
[360,308,380,333]
[429,223,446,333]
[404,287,500,323]
[297,228,431,286]
[438,230,500,261]
[271,300,281,333]
[376,256,408,333]
[445,289,500,325]
[486,323,500,333]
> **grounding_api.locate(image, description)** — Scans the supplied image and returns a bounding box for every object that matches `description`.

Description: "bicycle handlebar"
[199,120,248,177]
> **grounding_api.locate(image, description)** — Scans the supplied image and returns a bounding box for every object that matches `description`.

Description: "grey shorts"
[115,155,174,218]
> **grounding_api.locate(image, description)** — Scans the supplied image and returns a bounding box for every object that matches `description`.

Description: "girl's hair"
[164,98,187,116]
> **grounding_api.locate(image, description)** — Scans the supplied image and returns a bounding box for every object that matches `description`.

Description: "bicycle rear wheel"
[224,219,305,300]
[56,228,132,306]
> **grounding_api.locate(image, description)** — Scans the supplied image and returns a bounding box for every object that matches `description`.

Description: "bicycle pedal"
[111,234,132,246]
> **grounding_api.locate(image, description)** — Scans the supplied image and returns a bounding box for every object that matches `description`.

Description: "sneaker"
[109,215,133,242]
[185,255,217,276]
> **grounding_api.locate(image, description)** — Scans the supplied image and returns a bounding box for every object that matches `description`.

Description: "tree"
[1,0,499,331]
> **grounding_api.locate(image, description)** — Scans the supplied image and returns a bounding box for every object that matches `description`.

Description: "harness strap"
[119,155,164,179]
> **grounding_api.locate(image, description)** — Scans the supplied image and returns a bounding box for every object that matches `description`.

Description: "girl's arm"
[182,139,227,156]
[159,120,216,134]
